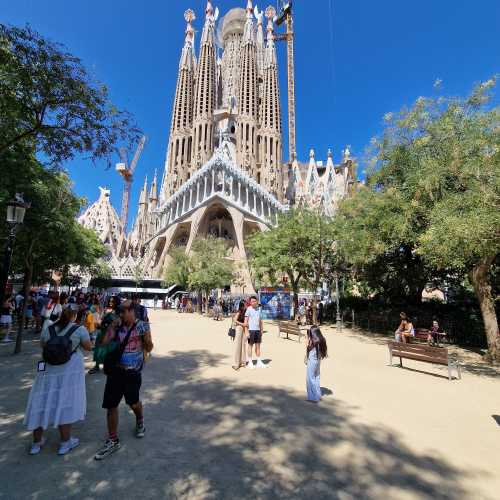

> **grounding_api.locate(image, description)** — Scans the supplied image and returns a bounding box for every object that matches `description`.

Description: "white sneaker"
[247,360,255,369]
[256,360,266,369]
[58,437,80,455]
[29,438,45,455]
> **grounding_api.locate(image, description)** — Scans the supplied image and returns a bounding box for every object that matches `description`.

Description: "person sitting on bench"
[427,319,443,345]
[395,312,414,343]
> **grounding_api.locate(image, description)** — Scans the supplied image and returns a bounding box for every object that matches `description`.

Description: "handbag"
[103,322,136,375]
[228,320,236,341]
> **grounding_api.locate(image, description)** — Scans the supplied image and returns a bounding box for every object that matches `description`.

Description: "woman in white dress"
[24,307,91,455]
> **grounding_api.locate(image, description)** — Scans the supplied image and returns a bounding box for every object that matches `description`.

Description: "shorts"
[248,330,262,345]
[102,369,142,409]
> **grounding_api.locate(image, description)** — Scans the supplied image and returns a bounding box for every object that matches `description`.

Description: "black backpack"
[43,324,80,366]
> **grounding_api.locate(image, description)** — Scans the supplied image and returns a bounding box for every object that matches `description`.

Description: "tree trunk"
[197,291,202,314]
[312,292,318,325]
[290,275,299,320]
[470,256,500,362]
[14,265,32,354]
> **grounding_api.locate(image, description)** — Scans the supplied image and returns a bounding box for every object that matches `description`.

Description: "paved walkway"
[0,310,499,499]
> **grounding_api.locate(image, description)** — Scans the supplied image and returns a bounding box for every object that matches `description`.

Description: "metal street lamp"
[335,271,342,331]
[1,194,30,343]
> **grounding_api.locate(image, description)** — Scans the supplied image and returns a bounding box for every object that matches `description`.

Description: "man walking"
[94,300,153,460]
[245,296,265,369]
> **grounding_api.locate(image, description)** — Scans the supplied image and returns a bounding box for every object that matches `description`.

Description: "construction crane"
[274,1,296,164]
[116,135,147,232]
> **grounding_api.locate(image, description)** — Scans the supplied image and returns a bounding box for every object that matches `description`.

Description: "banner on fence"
[259,288,292,320]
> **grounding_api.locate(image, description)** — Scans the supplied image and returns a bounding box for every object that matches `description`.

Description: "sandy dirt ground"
[1,309,500,500]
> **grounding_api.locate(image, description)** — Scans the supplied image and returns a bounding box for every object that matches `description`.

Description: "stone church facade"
[78,1,357,293]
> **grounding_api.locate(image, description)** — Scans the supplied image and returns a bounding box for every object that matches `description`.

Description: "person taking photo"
[94,300,153,460]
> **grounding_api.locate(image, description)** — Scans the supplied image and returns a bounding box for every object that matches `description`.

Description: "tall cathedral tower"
[236,0,260,179]
[164,10,196,199]
[259,7,283,199]
[191,1,218,173]
[161,1,286,202]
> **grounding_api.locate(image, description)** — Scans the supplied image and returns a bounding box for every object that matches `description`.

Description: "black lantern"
[6,194,29,225]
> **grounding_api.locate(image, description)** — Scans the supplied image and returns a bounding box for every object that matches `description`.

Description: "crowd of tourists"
[22,290,153,460]
[297,299,324,326]
[174,294,238,317]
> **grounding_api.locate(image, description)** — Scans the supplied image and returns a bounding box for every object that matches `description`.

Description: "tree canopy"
[163,247,191,291]
[334,78,500,359]
[163,238,235,306]
[247,208,338,319]
[189,237,235,294]
[0,24,141,167]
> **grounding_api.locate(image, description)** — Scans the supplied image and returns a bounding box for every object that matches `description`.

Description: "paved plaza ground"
[1,310,500,499]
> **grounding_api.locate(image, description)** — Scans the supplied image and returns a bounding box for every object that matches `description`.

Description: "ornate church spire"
[149,169,158,204]
[237,0,260,177]
[255,5,265,75]
[259,6,283,199]
[192,1,218,171]
[163,9,197,199]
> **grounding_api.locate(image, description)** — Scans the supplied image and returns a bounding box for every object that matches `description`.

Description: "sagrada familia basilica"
[78,1,357,292]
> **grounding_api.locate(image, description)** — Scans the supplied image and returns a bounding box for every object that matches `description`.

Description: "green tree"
[189,237,235,309]
[333,187,431,304]
[247,208,337,321]
[163,247,191,291]
[0,24,140,166]
[132,260,145,292]
[88,260,113,289]
[335,78,500,359]
[2,156,107,353]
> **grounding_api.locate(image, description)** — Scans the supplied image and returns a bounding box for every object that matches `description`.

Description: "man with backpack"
[94,300,153,460]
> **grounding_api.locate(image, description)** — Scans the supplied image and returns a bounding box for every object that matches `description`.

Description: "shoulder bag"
[103,322,136,376]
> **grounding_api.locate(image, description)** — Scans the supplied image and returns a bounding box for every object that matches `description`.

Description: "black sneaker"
[94,438,121,460]
[135,422,146,438]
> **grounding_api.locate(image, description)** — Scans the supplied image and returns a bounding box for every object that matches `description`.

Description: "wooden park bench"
[278,321,304,343]
[388,341,461,381]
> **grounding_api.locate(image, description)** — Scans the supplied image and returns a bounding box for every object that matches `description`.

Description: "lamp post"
[334,271,342,331]
[1,194,29,342]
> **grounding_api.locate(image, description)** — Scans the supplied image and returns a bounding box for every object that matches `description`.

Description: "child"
[427,319,441,346]
[305,326,328,402]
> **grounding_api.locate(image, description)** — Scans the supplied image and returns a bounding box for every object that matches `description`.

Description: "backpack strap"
[48,324,57,339]
[119,322,137,352]
[63,324,81,339]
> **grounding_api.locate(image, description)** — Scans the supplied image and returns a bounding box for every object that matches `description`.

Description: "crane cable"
[327,0,335,120]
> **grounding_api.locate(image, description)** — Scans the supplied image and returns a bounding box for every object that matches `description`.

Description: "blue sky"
[3,0,499,224]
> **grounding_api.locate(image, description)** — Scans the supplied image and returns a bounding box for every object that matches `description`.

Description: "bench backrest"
[279,322,301,334]
[389,341,448,364]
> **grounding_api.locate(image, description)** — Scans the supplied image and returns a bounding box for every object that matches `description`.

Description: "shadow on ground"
[0,342,483,500]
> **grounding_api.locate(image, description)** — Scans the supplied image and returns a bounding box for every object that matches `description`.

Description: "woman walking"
[24,307,91,455]
[305,326,328,402]
[232,301,247,370]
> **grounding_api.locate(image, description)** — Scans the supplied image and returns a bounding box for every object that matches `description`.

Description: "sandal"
[232,366,240,371]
